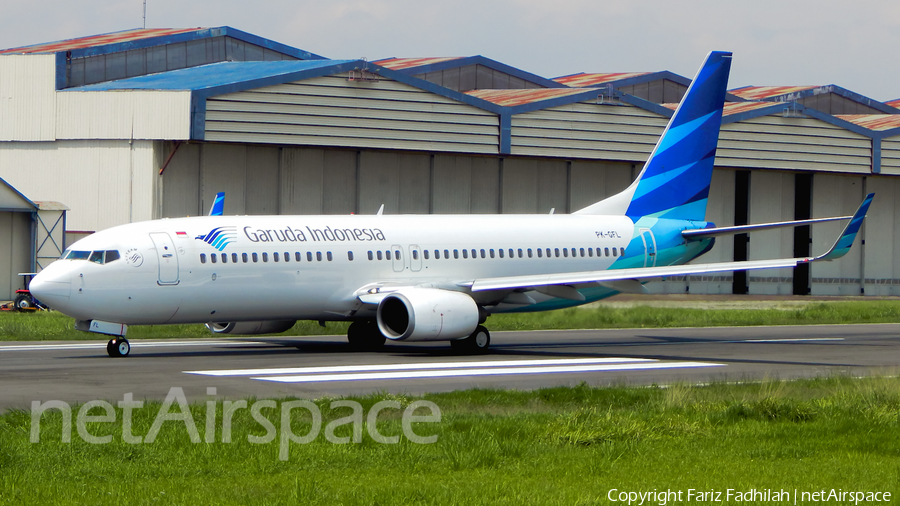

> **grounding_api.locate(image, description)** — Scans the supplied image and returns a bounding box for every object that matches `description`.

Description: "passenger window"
[307,252,313,262]
[412,250,418,260]
[471,249,477,258]
[563,248,568,258]
[211,254,217,264]
[588,248,593,257]
[444,249,449,259]
[348,251,354,261]
[327,252,333,261]
[546,248,551,258]
[424,250,429,260]
[570,248,576,257]
[612,248,617,257]
[262,253,268,262]
[295,252,302,262]
[554,248,560,258]
[200,253,207,264]
[490,249,495,258]
[620,247,625,257]
[274,252,280,262]
[454,249,459,259]
[508,249,514,258]
[377,251,383,260]
[253,252,259,263]
[368,251,374,260]
[105,250,120,263]
[243,253,249,263]
[221,253,227,263]
[284,252,290,262]
[89,251,104,264]
[480,249,486,259]
[232,253,238,263]
[605,247,610,257]
[434,250,440,259]
[580,248,585,257]
[537,248,542,258]
[317,252,323,261]
[518,248,523,258]
[462,249,467,259]
[395,250,401,260]
[499,249,504,258]
[386,251,392,261]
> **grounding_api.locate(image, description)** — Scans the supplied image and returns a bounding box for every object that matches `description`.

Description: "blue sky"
[2,0,898,101]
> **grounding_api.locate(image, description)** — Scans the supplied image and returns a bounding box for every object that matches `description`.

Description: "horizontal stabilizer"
[682,215,852,240]
[809,193,873,261]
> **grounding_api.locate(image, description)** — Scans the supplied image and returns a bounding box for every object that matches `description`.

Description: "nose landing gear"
[106,338,131,357]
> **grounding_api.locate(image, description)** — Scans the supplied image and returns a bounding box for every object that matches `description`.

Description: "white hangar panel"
[0,140,156,232]
[509,103,667,161]
[880,135,900,175]
[717,116,871,174]
[863,176,900,295]
[56,91,191,140]
[0,55,57,141]
[810,173,866,295]
[205,74,499,153]
[747,171,795,295]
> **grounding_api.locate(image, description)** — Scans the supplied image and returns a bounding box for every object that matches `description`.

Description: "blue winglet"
[208,192,225,216]
[811,193,874,261]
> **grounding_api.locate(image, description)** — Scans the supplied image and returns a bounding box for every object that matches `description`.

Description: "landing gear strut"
[347,320,386,351]
[450,325,491,354]
[106,338,131,357]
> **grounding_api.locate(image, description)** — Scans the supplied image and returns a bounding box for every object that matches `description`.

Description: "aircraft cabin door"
[391,244,404,273]
[409,245,422,272]
[149,232,180,285]
[639,228,657,268]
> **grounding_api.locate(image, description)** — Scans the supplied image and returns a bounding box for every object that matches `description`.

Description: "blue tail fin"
[208,192,225,216]
[575,51,732,220]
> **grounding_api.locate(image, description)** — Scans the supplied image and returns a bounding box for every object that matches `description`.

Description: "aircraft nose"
[29,268,71,309]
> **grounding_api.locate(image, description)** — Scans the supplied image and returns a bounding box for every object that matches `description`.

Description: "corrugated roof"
[728,85,818,100]
[68,60,352,91]
[0,28,204,55]
[465,88,597,106]
[553,72,651,87]
[373,57,464,70]
[834,114,900,131]
[886,99,900,109]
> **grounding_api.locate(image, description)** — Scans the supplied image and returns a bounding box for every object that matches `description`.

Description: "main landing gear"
[450,325,491,354]
[106,338,131,357]
[347,320,386,351]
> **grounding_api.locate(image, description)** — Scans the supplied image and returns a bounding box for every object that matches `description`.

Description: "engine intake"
[377,288,478,341]
[206,320,296,335]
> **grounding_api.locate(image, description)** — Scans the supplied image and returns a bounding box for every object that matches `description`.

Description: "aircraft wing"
[470,193,874,293]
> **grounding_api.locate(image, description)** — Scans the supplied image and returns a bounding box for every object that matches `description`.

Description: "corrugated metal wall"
[0,55,57,141]
[881,135,900,175]
[718,116,872,173]
[863,175,900,295]
[56,91,191,140]
[810,173,866,295]
[747,170,795,295]
[204,74,499,153]
[510,102,668,160]
[0,140,156,231]
[0,211,31,300]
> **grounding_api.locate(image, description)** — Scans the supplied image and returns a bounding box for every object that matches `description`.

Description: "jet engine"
[206,320,296,335]
[377,288,479,341]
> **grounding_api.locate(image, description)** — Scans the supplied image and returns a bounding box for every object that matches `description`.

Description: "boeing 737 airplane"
[30,51,874,357]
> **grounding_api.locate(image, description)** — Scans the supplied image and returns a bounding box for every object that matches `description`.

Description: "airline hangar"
[0,27,898,299]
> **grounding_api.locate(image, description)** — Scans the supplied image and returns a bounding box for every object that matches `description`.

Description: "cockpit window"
[89,251,104,264]
[65,249,121,264]
[65,250,91,260]
[105,250,120,263]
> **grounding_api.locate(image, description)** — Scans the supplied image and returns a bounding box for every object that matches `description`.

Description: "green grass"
[2,376,899,504]
[3,300,900,341]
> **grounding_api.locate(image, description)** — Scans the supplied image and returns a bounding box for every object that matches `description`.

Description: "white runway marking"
[0,340,258,352]
[185,357,656,377]
[187,357,725,384]
[737,338,844,343]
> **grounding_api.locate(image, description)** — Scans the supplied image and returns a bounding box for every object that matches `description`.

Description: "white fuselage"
[32,213,642,325]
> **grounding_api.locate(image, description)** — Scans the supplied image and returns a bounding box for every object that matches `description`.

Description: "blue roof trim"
[872,138,881,174]
[720,103,794,124]
[54,52,67,90]
[745,85,900,114]
[0,176,38,210]
[500,114,511,155]
[391,55,565,89]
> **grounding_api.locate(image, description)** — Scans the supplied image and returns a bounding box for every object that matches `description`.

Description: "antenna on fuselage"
[376,204,384,216]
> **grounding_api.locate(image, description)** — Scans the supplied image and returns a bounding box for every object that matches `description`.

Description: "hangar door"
[0,178,36,300]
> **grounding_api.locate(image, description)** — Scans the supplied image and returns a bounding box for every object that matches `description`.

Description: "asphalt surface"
[2,324,899,410]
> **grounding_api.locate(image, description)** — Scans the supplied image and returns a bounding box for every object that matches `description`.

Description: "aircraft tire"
[347,320,386,351]
[107,338,131,357]
[450,325,490,354]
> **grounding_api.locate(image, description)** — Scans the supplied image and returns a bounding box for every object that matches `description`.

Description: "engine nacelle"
[206,320,296,335]
[377,288,478,341]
